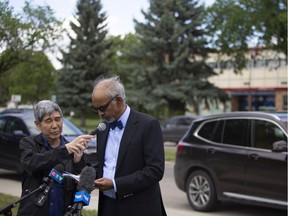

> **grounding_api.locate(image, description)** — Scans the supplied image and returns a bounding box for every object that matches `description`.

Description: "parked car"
[174,112,287,212]
[0,109,97,173]
[161,115,197,143]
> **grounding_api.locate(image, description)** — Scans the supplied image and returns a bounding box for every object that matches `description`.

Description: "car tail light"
[176,142,184,155]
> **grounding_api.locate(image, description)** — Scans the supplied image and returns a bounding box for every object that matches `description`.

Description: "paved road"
[0,164,286,216]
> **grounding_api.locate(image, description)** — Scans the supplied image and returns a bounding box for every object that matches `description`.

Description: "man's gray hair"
[34,100,63,122]
[94,76,126,103]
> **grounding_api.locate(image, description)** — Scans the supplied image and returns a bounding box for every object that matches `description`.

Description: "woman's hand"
[65,134,95,162]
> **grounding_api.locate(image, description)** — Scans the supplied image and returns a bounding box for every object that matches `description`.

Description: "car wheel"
[186,170,218,212]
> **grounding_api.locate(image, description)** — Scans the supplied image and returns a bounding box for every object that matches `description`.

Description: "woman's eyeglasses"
[90,94,119,113]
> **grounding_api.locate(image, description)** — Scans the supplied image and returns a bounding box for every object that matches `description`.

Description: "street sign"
[11,95,21,102]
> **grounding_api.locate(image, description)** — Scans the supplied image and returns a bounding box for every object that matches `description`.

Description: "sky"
[7,0,215,68]
[8,0,215,36]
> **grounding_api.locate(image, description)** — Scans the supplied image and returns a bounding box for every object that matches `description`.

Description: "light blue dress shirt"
[103,105,130,198]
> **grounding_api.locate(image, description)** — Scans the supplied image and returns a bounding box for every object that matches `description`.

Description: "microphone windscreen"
[97,122,106,131]
[77,166,96,193]
[90,122,106,135]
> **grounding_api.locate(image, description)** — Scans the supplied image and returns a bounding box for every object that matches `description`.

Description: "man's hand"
[94,178,114,191]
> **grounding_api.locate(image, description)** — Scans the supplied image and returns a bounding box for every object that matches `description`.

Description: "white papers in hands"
[62,171,80,182]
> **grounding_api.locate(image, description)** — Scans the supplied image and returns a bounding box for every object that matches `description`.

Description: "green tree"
[58,0,112,127]
[107,34,142,83]
[206,0,287,73]
[0,69,9,105]
[7,51,57,103]
[123,0,227,116]
[0,0,62,74]
[105,35,122,76]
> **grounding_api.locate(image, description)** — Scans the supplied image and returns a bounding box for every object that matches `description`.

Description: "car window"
[212,120,224,143]
[23,118,40,135]
[0,117,7,132]
[254,120,287,150]
[198,120,221,142]
[6,117,29,135]
[197,119,249,147]
[222,119,249,147]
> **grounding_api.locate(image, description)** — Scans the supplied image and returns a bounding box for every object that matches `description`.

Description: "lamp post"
[248,62,252,111]
[247,47,260,111]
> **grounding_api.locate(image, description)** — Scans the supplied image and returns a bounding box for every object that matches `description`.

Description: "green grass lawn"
[0,192,97,215]
[0,193,19,215]
[165,149,176,161]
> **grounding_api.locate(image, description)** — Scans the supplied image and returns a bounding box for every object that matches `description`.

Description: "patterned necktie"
[109,120,123,130]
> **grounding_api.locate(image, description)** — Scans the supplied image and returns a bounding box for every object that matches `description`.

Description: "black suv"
[174,112,287,212]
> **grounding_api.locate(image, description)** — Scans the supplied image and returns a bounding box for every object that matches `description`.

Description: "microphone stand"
[0,179,49,216]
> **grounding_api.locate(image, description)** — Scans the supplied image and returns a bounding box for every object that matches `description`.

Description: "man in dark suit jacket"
[91,76,167,216]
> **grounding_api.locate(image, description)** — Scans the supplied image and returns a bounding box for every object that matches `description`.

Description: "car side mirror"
[272,140,287,152]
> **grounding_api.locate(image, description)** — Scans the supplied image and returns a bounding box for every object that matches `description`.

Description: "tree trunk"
[80,109,86,129]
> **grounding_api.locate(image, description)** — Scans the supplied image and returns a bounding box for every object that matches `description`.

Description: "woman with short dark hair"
[17,100,94,216]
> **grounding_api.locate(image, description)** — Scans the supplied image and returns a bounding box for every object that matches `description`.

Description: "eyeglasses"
[90,94,119,113]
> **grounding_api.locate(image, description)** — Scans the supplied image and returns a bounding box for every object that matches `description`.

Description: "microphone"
[89,122,106,135]
[35,164,64,207]
[64,166,96,216]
